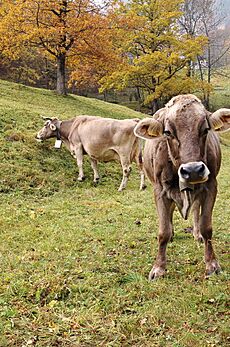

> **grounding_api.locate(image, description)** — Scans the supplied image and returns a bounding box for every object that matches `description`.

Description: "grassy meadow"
[0,79,229,346]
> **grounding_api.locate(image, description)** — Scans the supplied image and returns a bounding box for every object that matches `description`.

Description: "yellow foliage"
[99,0,209,104]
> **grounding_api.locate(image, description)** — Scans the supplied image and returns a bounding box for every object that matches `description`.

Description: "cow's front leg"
[200,183,221,276]
[118,156,131,191]
[149,194,175,280]
[90,158,100,183]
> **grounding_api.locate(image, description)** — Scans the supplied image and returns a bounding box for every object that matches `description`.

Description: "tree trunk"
[136,87,142,111]
[204,43,211,110]
[186,60,192,77]
[150,99,159,115]
[56,54,67,95]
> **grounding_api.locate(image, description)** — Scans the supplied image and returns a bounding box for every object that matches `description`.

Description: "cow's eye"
[164,130,172,137]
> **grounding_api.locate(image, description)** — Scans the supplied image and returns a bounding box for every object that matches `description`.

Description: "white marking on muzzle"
[178,161,210,184]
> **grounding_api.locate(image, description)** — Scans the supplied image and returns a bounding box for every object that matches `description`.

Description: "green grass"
[0,79,229,346]
[211,69,230,110]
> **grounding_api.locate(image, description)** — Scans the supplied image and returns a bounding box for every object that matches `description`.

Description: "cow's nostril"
[197,163,205,175]
[180,167,190,179]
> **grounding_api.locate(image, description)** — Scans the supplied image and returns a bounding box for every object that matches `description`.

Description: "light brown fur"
[134,94,230,279]
[37,115,146,191]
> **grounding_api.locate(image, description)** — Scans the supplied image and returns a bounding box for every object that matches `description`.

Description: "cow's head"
[36,117,62,141]
[134,94,230,189]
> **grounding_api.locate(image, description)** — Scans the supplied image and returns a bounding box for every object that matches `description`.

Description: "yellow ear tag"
[147,121,162,137]
[147,129,155,136]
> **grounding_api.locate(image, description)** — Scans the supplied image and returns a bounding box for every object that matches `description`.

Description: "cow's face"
[163,98,211,185]
[134,94,230,188]
[36,118,60,141]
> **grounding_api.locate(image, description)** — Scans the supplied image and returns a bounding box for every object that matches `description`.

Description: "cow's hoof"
[93,178,100,186]
[78,176,85,182]
[194,234,204,243]
[140,184,147,191]
[118,187,124,192]
[197,236,204,243]
[184,227,193,233]
[205,260,221,278]
[148,267,165,281]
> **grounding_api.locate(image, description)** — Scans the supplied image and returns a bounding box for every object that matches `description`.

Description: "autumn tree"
[68,5,127,95]
[0,0,109,95]
[99,0,207,113]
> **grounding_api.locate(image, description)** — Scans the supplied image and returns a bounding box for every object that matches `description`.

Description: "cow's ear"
[210,108,230,132]
[50,123,57,131]
[134,118,163,140]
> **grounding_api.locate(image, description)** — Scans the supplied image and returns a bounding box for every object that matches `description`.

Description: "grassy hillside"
[0,79,143,196]
[0,80,229,346]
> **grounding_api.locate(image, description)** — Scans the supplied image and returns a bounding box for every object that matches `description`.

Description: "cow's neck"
[59,119,74,141]
[179,190,194,220]
[164,182,203,220]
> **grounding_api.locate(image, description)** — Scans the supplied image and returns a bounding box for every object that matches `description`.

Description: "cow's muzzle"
[35,134,43,142]
[178,161,210,188]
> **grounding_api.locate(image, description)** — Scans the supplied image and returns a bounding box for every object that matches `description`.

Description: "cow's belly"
[87,148,120,162]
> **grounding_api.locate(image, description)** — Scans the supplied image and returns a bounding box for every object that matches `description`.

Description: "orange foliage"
[0,0,119,92]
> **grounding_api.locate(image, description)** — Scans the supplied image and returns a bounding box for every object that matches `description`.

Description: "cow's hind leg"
[139,171,146,190]
[90,158,100,183]
[73,145,85,181]
[200,183,221,277]
[135,146,146,190]
[149,195,175,280]
[118,155,131,191]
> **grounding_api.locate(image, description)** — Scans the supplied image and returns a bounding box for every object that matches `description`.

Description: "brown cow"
[134,94,230,279]
[36,115,146,191]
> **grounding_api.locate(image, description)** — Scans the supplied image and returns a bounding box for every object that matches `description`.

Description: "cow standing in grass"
[134,94,230,279]
[36,115,146,191]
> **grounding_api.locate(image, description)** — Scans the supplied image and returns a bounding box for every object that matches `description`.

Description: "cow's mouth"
[187,176,209,184]
[35,135,43,142]
[178,161,210,191]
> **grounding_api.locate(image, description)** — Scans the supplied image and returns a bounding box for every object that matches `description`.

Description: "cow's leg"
[118,155,131,191]
[192,200,203,242]
[90,158,100,183]
[200,183,221,276]
[135,149,146,190]
[149,195,175,280]
[139,171,146,190]
[73,145,85,181]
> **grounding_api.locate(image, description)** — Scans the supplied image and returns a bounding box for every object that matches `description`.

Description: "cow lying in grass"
[134,94,230,279]
[36,115,146,191]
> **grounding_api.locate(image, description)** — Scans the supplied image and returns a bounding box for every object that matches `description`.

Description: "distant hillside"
[0,79,143,196]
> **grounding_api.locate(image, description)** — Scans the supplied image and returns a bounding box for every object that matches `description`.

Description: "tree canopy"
[98,0,208,111]
[0,0,228,108]
[0,0,110,94]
